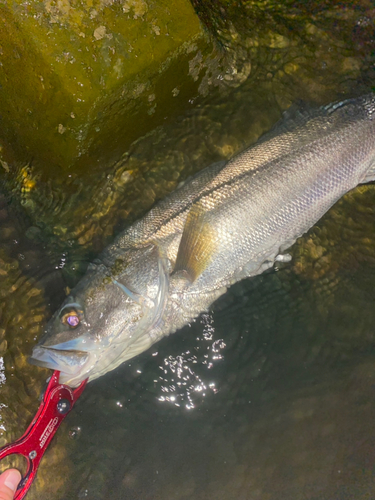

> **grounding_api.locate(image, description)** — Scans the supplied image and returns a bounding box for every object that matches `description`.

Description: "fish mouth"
[28,346,90,387]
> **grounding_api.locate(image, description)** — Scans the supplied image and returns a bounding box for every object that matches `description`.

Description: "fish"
[29,93,375,387]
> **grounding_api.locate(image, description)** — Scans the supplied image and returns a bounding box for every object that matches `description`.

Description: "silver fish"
[29,94,375,387]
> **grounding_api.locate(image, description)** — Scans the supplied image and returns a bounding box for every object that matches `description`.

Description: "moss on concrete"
[0,0,212,173]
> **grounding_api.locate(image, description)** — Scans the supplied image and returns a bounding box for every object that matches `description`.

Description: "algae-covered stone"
[192,0,375,100]
[0,0,214,173]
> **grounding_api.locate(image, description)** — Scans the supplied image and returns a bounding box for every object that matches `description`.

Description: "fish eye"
[59,306,82,329]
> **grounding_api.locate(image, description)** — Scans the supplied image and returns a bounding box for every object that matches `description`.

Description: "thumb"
[0,469,21,500]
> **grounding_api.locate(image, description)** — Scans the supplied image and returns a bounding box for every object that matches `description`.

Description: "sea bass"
[29,94,375,387]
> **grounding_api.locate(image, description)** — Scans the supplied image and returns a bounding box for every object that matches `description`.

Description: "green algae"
[0,0,215,173]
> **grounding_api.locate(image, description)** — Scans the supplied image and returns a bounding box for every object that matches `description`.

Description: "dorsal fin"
[259,100,320,142]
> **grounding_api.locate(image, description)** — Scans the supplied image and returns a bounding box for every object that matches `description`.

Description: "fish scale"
[29,93,375,387]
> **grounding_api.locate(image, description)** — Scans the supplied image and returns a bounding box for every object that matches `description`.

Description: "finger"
[0,469,22,500]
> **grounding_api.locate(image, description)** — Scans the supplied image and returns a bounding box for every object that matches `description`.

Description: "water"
[0,1,375,498]
[61,227,375,500]
[3,145,375,500]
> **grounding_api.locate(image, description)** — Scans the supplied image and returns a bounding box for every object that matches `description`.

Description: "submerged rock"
[0,0,224,173]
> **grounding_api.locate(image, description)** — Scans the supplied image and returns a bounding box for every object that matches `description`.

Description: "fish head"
[29,248,168,387]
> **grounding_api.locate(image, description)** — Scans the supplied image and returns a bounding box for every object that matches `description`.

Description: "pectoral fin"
[360,162,375,184]
[174,201,217,282]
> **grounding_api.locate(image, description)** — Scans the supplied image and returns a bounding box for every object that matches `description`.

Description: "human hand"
[0,469,21,500]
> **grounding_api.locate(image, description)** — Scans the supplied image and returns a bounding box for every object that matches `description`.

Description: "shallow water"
[2,141,375,500]
[61,196,375,500]
[0,1,375,498]
[24,207,375,500]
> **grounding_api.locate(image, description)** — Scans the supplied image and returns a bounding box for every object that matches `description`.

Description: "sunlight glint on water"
[156,314,225,409]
